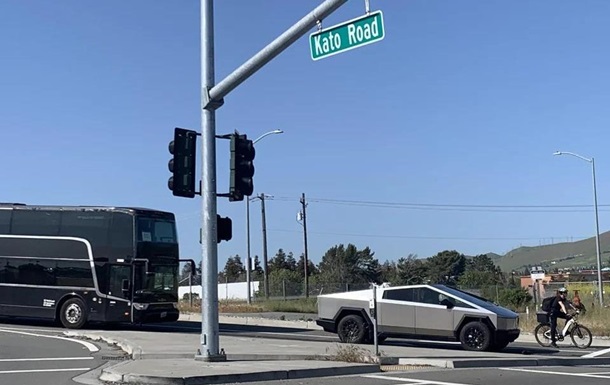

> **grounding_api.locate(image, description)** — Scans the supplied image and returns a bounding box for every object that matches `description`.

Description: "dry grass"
[325,344,382,363]
[178,298,318,315]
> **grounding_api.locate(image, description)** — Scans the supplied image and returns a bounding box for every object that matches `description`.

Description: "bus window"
[108,213,134,260]
[60,211,112,258]
[109,265,131,298]
[136,218,176,244]
[0,210,11,233]
[11,210,61,236]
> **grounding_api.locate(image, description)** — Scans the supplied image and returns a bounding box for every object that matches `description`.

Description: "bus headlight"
[133,303,149,310]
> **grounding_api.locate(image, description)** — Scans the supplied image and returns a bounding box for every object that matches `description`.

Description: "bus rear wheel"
[59,298,87,329]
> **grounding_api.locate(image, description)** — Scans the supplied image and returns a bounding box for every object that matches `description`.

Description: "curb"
[183,313,323,331]
[100,362,380,385]
[395,356,610,369]
[63,331,144,359]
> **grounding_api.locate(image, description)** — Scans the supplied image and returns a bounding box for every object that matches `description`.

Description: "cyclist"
[550,287,571,347]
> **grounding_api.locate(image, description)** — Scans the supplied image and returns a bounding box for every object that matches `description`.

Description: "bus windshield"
[144,264,177,293]
[136,217,177,244]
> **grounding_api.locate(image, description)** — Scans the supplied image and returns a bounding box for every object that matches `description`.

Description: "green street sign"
[309,10,385,61]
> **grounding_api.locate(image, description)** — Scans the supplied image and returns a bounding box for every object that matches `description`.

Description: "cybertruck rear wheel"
[337,314,367,344]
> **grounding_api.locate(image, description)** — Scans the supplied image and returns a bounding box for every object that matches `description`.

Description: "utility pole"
[260,193,270,299]
[196,0,349,362]
[300,193,310,298]
[245,197,252,304]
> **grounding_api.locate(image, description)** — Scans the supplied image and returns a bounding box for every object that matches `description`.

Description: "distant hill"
[487,231,610,272]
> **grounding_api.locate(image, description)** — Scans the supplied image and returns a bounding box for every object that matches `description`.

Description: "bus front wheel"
[59,298,87,329]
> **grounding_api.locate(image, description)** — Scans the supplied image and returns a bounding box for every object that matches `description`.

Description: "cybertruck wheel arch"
[455,314,495,338]
[333,307,373,330]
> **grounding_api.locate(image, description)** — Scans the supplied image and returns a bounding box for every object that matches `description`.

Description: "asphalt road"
[224,365,610,385]
[2,315,610,370]
[4,315,607,359]
[0,323,124,385]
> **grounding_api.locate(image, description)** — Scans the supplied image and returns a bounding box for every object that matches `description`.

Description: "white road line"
[0,367,91,375]
[581,347,610,358]
[583,371,610,375]
[362,374,472,385]
[499,368,610,379]
[0,326,61,333]
[0,328,99,352]
[0,357,94,362]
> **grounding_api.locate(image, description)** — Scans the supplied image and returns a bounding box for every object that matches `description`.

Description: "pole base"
[195,348,227,362]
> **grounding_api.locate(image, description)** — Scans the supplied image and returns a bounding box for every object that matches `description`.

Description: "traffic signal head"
[168,128,197,198]
[217,215,232,243]
[229,133,255,201]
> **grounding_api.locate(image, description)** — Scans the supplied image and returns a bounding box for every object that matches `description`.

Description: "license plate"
[161,312,167,318]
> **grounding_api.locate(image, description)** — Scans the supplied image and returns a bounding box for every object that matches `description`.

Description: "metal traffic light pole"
[197,0,349,362]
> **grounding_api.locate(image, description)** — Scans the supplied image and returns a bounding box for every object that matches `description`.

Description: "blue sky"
[2,0,610,271]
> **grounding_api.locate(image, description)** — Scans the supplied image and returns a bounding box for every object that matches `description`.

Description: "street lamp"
[554,151,604,307]
[245,129,284,303]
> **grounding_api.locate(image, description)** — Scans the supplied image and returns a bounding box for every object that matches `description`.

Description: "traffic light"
[217,215,232,243]
[168,127,197,198]
[229,133,255,201]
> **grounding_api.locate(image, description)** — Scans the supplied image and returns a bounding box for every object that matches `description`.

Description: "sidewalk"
[63,313,610,384]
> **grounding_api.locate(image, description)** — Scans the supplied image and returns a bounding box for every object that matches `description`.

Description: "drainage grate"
[101,355,131,361]
[381,364,434,371]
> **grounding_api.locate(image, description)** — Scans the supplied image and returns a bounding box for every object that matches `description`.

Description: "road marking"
[499,368,610,379]
[362,374,472,385]
[583,371,610,375]
[0,328,99,352]
[0,357,94,362]
[581,347,610,358]
[0,367,91,375]
[0,326,60,333]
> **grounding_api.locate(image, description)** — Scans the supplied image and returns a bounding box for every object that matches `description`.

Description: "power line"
[267,228,590,242]
[270,196,610,213]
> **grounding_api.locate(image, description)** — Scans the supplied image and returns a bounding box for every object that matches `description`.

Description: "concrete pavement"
[55,312,610,384]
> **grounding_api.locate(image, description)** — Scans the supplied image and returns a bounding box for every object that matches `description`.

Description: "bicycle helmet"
[558,287,568,294]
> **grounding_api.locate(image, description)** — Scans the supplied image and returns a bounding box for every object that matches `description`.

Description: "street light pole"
[260,193,270,299]
[554,151,604,307]
[245,130,283,304]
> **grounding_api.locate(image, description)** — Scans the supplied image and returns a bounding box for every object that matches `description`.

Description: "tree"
[467,254,496,273]
[317,244,380,285]
[395,254,428,285]
[497,287,532,311]
[223,255,245,283]
[459,254,503,288]
[252,255,264,280]
[268,249,297,272]
[426,250,466,284]
[268,269,302,297]
[379,260,399,284]
[297,253,319,277]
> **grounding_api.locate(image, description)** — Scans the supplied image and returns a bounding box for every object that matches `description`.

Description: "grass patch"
[325,343,383,363]
[519,306,610,337]
[178,297,318,315]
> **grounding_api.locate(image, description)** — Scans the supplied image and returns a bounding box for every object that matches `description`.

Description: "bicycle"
[534,310,592,349]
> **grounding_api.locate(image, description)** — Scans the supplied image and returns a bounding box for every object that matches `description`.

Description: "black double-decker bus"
[0,204,181,328]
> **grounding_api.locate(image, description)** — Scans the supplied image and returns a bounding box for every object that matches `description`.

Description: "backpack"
[541,296,555,312]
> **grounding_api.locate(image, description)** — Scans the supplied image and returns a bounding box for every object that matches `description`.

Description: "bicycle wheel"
[570,324,592,349]
[534,323,553,347]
